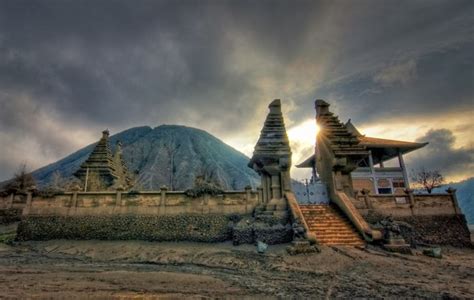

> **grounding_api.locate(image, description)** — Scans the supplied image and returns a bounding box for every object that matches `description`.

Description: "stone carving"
[292,221,306,241]
[379,215,412,254]
[380,216,403,241]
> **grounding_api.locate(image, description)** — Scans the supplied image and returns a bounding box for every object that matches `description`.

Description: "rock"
[257,241,268,254]
[423,247,442,258]
[286,240,320,255]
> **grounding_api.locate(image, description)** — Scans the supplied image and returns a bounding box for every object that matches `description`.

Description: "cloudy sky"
[0,0,473,182]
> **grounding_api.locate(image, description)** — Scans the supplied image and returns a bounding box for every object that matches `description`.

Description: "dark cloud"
[0,0,473,180]
[406,129,474,178]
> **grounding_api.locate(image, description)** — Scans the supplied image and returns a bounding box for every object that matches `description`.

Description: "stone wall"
[355,191,471,247]
[10,188,267,242]
[0,208,23,225]
[0,194,27,210]
[364,212,472,248]
[353,191,460,217]
[17,214,237,242]
[19,187,259,217]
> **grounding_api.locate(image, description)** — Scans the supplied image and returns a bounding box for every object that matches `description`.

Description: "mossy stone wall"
[17,214,238,242]
[365,212,472,248]
[0,208,22,225]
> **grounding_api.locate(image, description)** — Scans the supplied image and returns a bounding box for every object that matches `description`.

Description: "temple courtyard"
[0,230,472,299]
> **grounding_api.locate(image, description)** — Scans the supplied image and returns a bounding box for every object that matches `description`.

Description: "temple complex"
[1,98,470,251]
[74,130,133,191]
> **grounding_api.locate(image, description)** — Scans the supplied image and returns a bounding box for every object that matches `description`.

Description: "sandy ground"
[0,227,473,299]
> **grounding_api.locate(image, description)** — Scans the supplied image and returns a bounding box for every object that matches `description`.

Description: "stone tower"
[315,100,382,241]
[249,99,292,217]
[74,130,127,191]
[315,100,368,197]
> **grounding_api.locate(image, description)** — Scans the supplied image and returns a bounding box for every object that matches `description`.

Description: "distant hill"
[432,177,474,225]
[31,125,260,190]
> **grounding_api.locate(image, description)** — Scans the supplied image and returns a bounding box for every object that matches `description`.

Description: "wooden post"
[398,151,410,189]
[368,150,378,194]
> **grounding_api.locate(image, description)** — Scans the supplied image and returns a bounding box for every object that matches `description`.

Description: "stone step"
[313,235,364,241]
[304,217,351,221]
[310,230,356,234]
[315,238,364,243]
[311,232,358,236]
[314,237,363,242]
[306,220,353,224]
[309,228,355,232]
[321,242,365,246]
[299,203,365,247]
[308,224,354,228]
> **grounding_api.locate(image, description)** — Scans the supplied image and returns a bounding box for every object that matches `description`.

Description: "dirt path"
[0,240,473,298]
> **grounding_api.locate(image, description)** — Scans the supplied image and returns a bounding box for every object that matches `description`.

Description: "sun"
[287,119,319,145]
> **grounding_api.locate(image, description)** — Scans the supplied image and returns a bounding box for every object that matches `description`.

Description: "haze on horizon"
[0,0,472,183]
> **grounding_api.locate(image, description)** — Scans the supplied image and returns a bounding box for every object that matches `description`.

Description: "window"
[392,178,405,188]
[378,188,392,194]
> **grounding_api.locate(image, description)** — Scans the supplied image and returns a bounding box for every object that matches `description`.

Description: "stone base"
[383,243,412,255]
[286,240,320,255]
[265,203,288,212]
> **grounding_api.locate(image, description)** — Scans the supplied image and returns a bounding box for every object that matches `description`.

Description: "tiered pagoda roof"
[74,130,121,188]
[248,99,292,167]
[315,100,368,158]
[297,104,428,168]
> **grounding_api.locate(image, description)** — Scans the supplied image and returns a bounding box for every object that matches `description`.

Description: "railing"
[354,189,461,216]
[352,167,404,178]
[334,191,383,241]
[6,187,260,217]
[285,191,317,243]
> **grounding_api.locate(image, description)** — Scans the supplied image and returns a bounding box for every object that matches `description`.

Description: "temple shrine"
[74,130,133,191]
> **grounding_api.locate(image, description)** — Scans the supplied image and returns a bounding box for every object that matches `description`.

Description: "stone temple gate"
[249,99,467,248]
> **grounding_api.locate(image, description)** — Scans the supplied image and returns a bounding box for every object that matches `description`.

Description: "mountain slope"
[432,177,474,225]
[31,125,260,190]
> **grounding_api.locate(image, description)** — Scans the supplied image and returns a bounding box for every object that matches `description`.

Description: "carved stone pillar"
[270,174,281,201]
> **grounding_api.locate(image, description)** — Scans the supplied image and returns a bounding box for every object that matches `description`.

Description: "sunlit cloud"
[287,119,319,181]
[0,1,472,183]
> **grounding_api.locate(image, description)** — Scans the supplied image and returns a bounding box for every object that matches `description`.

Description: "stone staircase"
[299,204,365,246]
